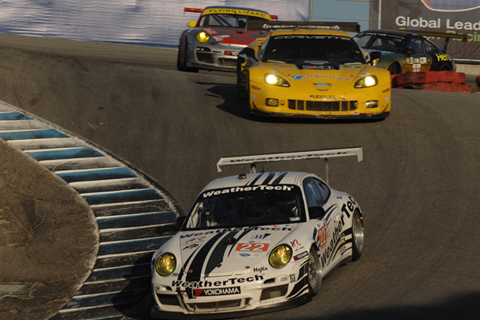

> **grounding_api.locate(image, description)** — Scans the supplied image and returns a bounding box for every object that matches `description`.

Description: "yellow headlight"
[264,74,290,87]
[155,253,176,276]
[269,245,292,268]
[196,31,210,43]
[355,75,378,88]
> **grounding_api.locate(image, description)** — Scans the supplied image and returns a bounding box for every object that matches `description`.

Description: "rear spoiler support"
[217,147,363,183]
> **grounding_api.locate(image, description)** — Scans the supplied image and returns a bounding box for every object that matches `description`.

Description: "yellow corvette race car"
[237,22,391,120]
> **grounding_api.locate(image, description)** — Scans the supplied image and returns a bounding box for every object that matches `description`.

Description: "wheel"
[439,63,452,71]
[307,247,321,296]
[176,36,198,73]
[387,63,401,75]
[351,210,364,261]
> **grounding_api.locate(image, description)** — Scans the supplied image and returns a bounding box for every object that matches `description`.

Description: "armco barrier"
[0,101,181,319]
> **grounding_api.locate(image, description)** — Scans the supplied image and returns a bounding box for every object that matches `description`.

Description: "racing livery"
[151,148,365,318]
[354,30,466,74]
[237,22,391,120]
[177,6,277,72]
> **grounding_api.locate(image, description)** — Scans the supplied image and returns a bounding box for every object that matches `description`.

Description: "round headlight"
[155,253,176,276]
[196,31,210,43]
[269,244,292,268]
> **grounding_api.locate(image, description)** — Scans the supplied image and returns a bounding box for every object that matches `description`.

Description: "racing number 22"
[236,243,270,252]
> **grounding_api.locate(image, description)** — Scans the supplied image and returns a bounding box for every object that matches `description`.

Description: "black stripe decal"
[271,172,288,185]
[204,230,240,275]
[185,232,226,282]
[262,172,276,185]
[247,173,264,187]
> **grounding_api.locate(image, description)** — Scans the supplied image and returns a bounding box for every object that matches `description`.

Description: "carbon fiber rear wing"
[217,147,363,183]
[247,21,360,33]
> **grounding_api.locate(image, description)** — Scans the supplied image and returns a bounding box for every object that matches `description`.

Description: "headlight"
[265,74,290,87]
[196,31,210,43]
[155,253,176,276]
[269,244,292,268]
[354,75,378,88]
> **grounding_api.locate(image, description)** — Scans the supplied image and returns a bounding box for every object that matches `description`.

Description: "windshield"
[199,14,269,28]
[355,33,405,53]
[262,35,365,64]
[185,185,305,230]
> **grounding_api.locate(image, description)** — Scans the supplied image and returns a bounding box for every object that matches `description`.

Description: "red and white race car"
[177,6,277,72]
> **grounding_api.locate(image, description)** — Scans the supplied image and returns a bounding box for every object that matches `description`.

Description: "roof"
[201,172,310,192]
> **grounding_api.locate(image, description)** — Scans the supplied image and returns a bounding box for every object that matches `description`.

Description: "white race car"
[151,148,365,318]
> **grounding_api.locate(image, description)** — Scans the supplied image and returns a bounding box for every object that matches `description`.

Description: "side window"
[303,177,328,208]
[354,34,372,48]
[408,37,424,53]
[425,40,439,54]
[313,178,331,203]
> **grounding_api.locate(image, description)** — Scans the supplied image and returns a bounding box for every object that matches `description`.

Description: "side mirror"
[308,206,326,220]
[241,47,257,61]
[369,51,382,61]
[176,216,187,229]
[187,21,196,28]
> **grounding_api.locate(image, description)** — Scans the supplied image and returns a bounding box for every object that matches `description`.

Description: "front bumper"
[248,83,391,120]
[151,268,310,318]
[186,44,244,72]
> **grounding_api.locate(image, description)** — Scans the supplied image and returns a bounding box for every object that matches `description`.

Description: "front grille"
[288,100,357,112]
[187,298,248,310]
[219,58,236,67]
[196,52,214,64]
[157,294,180,306]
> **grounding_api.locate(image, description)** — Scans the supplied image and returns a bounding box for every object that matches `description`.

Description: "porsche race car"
[177,6,277,72]
[237,21,391,120]
[151,148,365,318]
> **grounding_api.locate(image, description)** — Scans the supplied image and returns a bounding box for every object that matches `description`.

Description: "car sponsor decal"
[291,74,352,81]
[201,184,294,198]
[172,275,264,288]
[319,215,346,267]
[189,286,241,298]
[202,8,272,20]
[293,251,308,261]
[236,242,270,252]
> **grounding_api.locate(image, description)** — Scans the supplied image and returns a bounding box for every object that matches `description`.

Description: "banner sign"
[369,0,480,62]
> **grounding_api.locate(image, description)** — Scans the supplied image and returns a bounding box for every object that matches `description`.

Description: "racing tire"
[307,247,321,296]
[387,63,401,75]
[177,37,198,73]
[352,210,364,261]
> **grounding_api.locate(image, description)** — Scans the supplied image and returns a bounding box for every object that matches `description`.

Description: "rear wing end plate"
[217,147,363,183]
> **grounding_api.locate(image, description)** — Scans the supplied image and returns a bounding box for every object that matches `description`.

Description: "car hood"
[177,224,297,279]
[268,61,372,84]
[203,27,269,45]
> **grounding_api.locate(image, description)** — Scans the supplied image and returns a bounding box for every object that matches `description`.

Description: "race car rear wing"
[247,21,360,33]
[184,7,278,20]
[400,29,468,52]
[217,147,363,183]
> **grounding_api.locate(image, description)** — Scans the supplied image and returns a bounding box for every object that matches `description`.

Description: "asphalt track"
[0,33,479,320]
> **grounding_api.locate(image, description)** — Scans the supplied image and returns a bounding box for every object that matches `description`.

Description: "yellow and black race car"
[237,21,391,120]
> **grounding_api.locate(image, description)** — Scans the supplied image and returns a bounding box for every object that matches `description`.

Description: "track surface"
[0,34,479,320]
